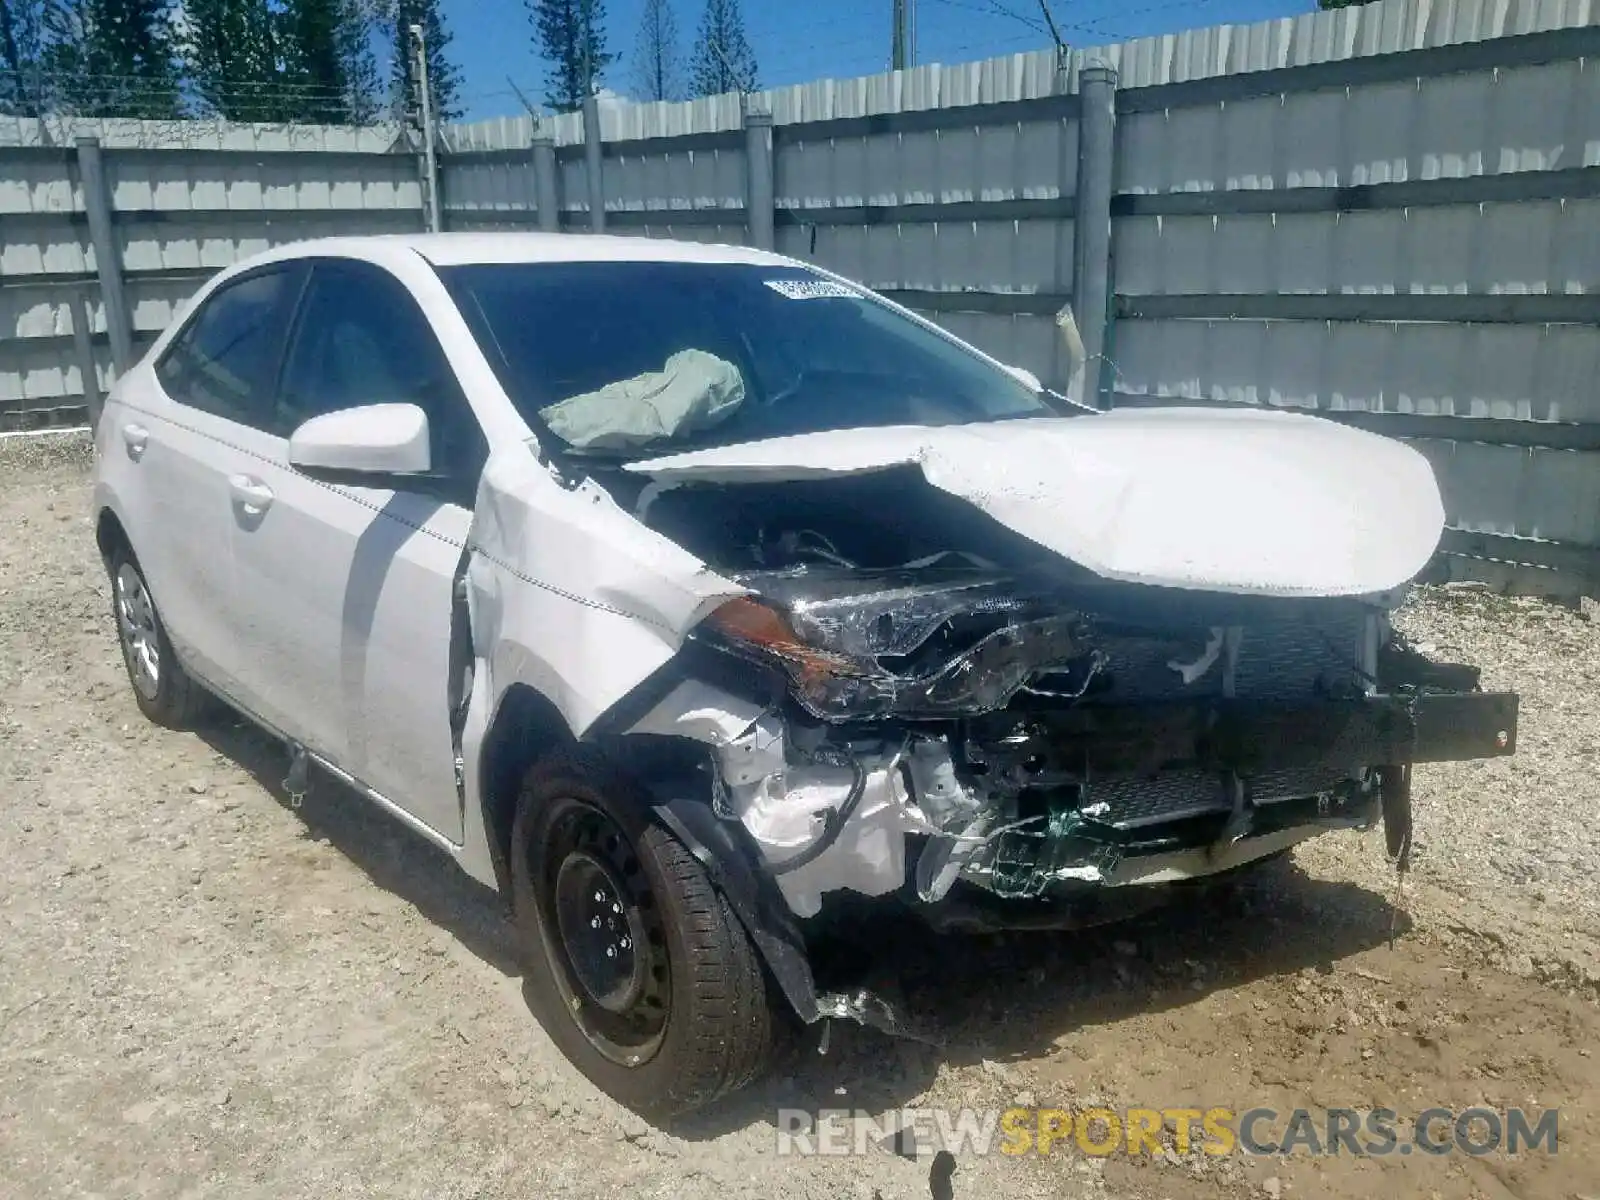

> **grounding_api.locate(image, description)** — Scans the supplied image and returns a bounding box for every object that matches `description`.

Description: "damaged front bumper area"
[632,574,1518,929]
[693,685,1517,924]
[947,688,1516,894]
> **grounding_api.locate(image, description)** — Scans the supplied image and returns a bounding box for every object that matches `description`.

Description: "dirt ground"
[2,437,1597,1200]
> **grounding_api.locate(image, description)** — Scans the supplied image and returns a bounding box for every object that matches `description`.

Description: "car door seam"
[126,401,673,630]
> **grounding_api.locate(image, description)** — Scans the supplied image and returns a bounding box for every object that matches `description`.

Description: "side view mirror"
[288,404,431,480]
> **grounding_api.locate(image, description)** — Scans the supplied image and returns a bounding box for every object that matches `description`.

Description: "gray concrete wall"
[3,0,1596,593]
[0,122,423,430]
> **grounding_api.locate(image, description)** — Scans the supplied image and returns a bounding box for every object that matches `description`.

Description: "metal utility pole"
[891,0,916,71]
[411,22,442,234]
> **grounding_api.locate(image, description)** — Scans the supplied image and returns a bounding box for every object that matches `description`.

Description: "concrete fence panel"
[2,0,1596,594]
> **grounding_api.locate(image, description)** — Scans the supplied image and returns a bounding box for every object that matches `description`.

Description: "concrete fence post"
[71,286,102,431]
[75,136,134,379]
[744,107,775,250]
[582,93,606,232]
[531,132,561,232]
[1071,62,1117,409]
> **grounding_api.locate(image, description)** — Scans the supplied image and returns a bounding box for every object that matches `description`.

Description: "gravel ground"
[1300,586,1600,997]
[2,434,1597,1200]
[1390,588,1600,922]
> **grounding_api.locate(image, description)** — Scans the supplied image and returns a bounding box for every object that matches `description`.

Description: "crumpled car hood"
[626,407,1447,597]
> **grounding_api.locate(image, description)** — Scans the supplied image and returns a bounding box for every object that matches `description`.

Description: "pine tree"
[334,0,380,123]
[280,0,343,123]
[689,0,754,97]
[279,0,377,124]
[0,0,46,115]
[42,0,182,119]
[180,0,283,122]
[390,0,461,124]
[630,0,680,103]
[529,0,612,114]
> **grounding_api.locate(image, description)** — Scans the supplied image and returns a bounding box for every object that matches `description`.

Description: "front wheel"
[511,750,774,1118]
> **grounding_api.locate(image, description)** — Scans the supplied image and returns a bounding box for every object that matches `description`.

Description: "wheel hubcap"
[115,563,160,700]
[537,799,670,1067]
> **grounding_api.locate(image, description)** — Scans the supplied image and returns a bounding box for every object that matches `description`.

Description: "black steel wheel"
[540,796,672,1065]
[511,749,774,1118]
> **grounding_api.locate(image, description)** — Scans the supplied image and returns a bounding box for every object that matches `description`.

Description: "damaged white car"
[93,234,1518,1117]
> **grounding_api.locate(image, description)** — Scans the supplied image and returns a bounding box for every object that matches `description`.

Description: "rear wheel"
[511,750,773,1118]
[108,546,210,729]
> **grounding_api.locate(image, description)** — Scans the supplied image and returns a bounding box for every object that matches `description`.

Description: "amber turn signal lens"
[705,596,800,649]
[704,598,870,682]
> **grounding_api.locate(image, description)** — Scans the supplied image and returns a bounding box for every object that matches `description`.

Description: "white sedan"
[93,233,1517,1116]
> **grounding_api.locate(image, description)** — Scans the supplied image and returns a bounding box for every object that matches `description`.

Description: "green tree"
[0,0,46,115]
[180,0,284,122]
[181,0,378,125]
[1317,0,1381,7]
[333,0,380,123]
[42,0,182,118]
[530,0,612,113]
[281,0,343,123]
[630,0,680,102]
[390,0,461,124]
[689,0,754,97]
[281,0,379,124]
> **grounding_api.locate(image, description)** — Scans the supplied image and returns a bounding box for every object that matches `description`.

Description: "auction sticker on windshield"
[764,278,859,300]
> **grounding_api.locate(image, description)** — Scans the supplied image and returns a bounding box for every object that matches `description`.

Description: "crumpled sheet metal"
[467,447,749,737]
[625,679,769,748]
[629,683,938,918]
[627,407,1447,598]
[728,751,934,918]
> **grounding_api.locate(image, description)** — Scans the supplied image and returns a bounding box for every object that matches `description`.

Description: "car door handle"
[122,423,149,459]
[228,474,275,515]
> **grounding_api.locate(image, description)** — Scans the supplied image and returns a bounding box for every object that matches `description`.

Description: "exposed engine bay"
[600,464,1519,926]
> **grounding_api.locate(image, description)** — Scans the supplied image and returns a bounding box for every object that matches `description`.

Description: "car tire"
[511,748,774,1118]
[108,545,211,730]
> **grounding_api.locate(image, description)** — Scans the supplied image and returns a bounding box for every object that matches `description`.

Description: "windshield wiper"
[544,442,652,463]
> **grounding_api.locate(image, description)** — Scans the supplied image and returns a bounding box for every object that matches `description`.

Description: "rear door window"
[155,265,305,431]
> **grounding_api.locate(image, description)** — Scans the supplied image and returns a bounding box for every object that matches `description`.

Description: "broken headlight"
[738,566,1034,657]
[700,575,1091,721]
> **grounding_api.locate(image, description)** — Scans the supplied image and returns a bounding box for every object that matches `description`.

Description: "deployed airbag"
[539,349,745,451]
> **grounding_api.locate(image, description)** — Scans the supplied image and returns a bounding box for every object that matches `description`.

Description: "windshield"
[439,260,1057,458]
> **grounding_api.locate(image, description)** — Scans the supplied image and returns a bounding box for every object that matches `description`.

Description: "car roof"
[257,232,799,270]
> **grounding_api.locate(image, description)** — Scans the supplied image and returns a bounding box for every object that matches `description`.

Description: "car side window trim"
[275,257,489,508]
[273,257,344,422]
[265,264,314,413]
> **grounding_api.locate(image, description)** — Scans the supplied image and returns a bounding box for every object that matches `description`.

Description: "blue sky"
[442,0,1317,121]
